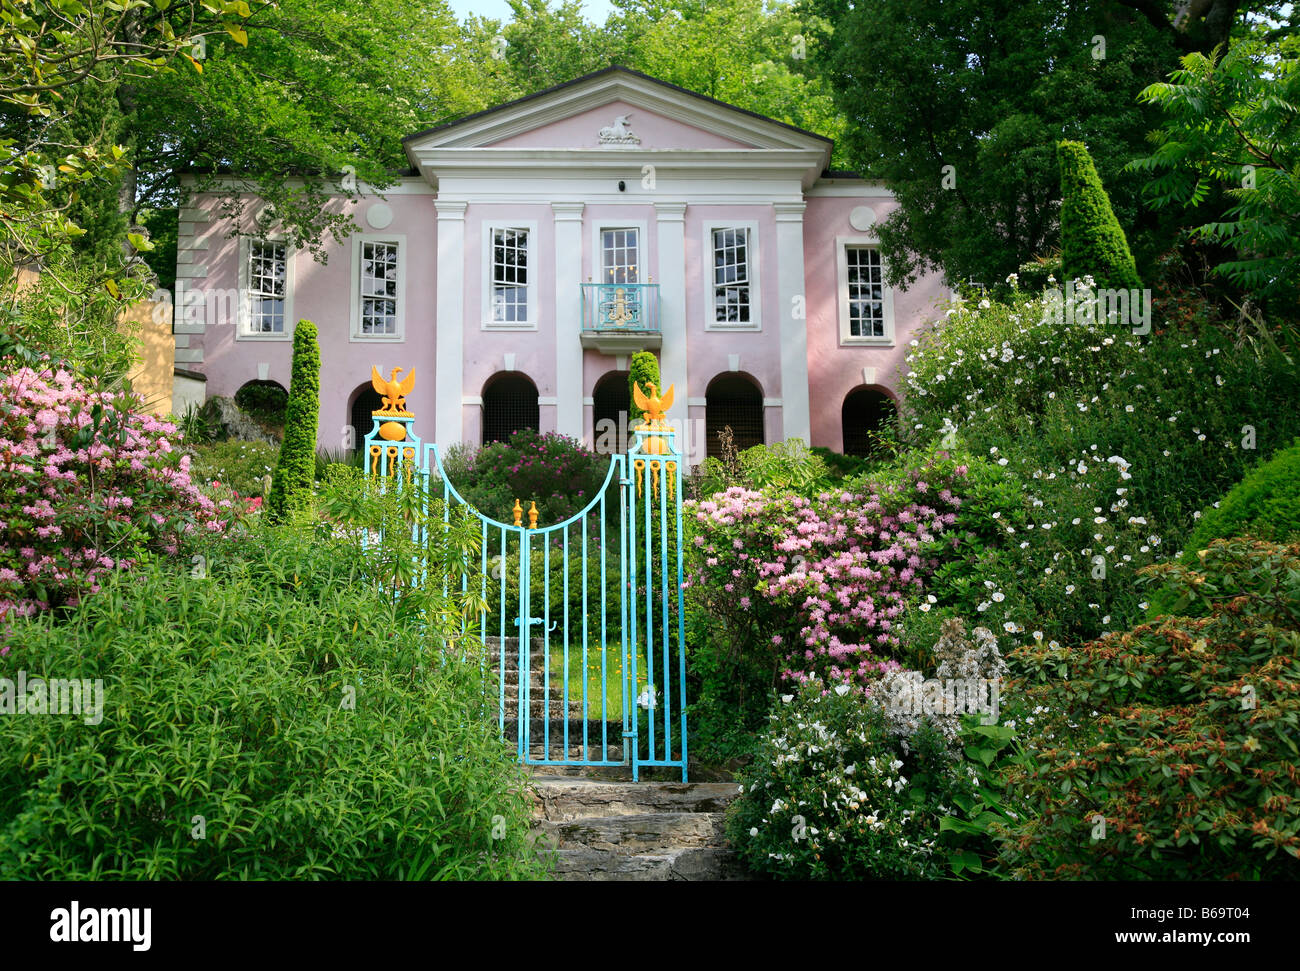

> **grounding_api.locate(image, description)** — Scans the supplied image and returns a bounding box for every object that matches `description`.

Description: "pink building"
[170,67,947,462]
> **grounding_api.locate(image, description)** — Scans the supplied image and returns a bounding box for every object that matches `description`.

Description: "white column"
[774,201,810,443]
[552,202,585,439]
[654,201,688,407]
[434,200,467,445]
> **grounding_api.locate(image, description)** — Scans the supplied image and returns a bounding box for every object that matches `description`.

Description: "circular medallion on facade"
[850,206,876,231]
[366,202,394,230]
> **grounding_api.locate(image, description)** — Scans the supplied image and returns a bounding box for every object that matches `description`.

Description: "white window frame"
[482,220,539,330]
[236,236,295,341]
[350,233,406,342]
[837,235,895,346]
[591,220,648,286]
[703,220,761,331]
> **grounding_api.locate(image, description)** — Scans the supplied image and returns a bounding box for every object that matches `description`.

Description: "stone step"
[540,845,747,881]
[530,777,741,822]
[538,811,724,854]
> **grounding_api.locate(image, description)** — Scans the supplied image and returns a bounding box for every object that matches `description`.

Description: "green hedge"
[1058,140,1141,291]
[267,319,320,522]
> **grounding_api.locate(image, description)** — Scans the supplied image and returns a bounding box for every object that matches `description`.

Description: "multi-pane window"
[247,240,287,334]
[846,246,885,338]
[359,240,399,335]
[491,228,530,323]
[601,228,639,284]
[712,228,751,324]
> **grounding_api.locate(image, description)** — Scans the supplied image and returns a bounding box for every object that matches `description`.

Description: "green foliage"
[441,428,611,526]
[938,720,1033,879]
[1057,140,1142,291]
[1000,538,1300,879]
[899,286,1300,651]
[628,351,661,423]
[234,381,289,427]
[267,320,320,523]
[1184,439,1300,556]
[693,438,830,499]
[0,523,543,880]
[809,445,878,483]
[189,440,279,498]
[813,0,1176,288]
[1128,40,1300,310]
[726,679,967,879]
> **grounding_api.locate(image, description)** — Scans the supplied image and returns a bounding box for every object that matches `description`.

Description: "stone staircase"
[485,635,747,880]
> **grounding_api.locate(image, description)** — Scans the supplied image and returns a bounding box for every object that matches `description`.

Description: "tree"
[1128,40,1299,309]
[810,0,1178,290]
[1058,140,1143,290]
[268,319,320,522]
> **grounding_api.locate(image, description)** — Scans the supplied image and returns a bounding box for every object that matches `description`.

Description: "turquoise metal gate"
[361,371,687,781]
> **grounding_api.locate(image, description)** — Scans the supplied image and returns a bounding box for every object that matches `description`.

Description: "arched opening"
[705,373,764,458]
[234,379,288,427]
[482,372,539,445]
[349,383,384,448]
[592,370,630,451]
[841,386,896,456]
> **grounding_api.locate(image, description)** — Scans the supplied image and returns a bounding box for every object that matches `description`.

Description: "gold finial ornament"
[528,501,538,529]
[512,499,522,527]
[632,381,674,426]
[370,365,417,417]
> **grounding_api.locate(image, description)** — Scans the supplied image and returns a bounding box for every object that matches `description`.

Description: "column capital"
[773,201,807,223]
[551,201,585,221]
[434,200,468,220]
[654,201,687,221]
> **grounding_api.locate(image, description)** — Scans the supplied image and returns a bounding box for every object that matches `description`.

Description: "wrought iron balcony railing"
[580,282,660,335]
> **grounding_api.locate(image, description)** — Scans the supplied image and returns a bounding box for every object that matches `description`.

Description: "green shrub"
[267,319,320,523]
[0,524,545,879]
[1182,438,1300,558]
[189,440,278,498]
[628,351,661,423]
[726,678,967,879]
[1057,140,1142,291]
[1000,538,1300,879]
[809,446,878,483]
[441,428,612,527]
[234,381,288,427]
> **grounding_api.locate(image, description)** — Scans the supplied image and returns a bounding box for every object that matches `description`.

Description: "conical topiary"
[267,319,320,523]
[1057,140,1142,292]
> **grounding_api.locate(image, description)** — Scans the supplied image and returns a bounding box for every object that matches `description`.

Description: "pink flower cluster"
[688,462,965,687]
[0,366,231,647]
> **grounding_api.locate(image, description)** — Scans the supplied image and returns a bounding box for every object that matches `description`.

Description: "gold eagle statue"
[632,381,674,424]
[371,365,416,416]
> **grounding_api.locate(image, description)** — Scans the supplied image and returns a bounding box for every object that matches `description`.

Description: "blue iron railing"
[580,282,660,334]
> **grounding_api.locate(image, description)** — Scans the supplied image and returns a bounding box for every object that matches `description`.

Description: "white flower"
[992,591,1005,602]
[1065,584,1076,594]
[781,694,794,704]
[750,827,759,837]
[835,684,852,696]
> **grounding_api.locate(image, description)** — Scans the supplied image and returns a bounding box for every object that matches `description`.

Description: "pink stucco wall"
[186,185,439,449]
[801,194,949,452]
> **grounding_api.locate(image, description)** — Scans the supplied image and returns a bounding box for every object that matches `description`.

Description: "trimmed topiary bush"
[267,320,320,523]
[628,350,661,423]
[1182,438,1300,559]
[233,381,288,427]
[1058,140,1142,291]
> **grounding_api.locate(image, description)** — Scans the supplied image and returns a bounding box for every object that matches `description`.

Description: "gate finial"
[512,499,523,527]
[528,501,538,529]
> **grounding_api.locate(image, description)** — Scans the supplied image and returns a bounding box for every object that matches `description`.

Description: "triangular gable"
[403,66,831,156]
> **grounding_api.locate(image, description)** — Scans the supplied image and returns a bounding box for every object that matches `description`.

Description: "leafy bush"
[999,538,1300,879]
[267,319,319,523]
[441,428,612,526]
[0,366,228,632]
[233,381,288,427]
[1058,140,1141,291]
[189,440,278,498]
[0,524,544,879]
[726,678,967,879]
[1182,438,1300,558]
[810,445,877,483]
[688,452,966,691]
[694,438,830,498]
[899,285,1300,649]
